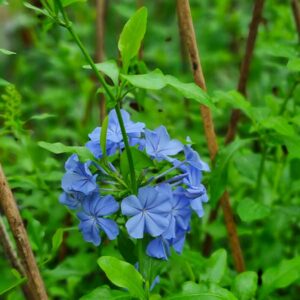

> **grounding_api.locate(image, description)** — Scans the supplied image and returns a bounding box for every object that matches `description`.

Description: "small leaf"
[261,116,296,137]
[52,228,64,254]
[237,199,270,223]
[97,256,145,299]
[0,48,16,55]
[29,113,56,121]
[100,115,109,158]
[209,139,252,207]
[165,75,213,108]
[232,271,258,300]
[84,60,119,86]
[205,249,227,284]
[24,3,51,17]
[260,256,300,298]
[118,7,148,71]
[38,141,93,161]
[61,0,86,7]
[287,57,300,72]
[121,69,166,90]
[0,78,10,86]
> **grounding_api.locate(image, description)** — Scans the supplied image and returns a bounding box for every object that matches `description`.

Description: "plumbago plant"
[30,2,214,299]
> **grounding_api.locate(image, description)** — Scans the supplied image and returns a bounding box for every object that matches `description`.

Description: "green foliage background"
[0,0,299,299]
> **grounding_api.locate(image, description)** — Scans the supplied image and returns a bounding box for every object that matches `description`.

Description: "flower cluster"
[60,109,209,260]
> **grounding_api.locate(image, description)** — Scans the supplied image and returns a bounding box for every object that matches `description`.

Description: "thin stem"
[55,0,137,195]
[256,143,267,198]
[115,104,137,194]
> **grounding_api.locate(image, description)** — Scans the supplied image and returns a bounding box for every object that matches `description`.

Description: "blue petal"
[121,195,143,216]
[190,197,204,217]
[94,195,119,216]
[125,213,145,239]
[146,237,170,260]
[77,215,101,246]
[145,213,171,237]
[97,218,119,240]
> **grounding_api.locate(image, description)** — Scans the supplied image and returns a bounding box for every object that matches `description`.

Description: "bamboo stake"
[0,164,48,300]
[203,0,265,256]
[0,216,34,299]
[96,0,107,123]
[176,0,245,272]
[291,0,300,41]
[225,0,265,144]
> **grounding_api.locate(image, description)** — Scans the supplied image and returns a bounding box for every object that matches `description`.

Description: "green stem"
[55,0,137,194]
[256,143,267,199]
[115,104,137,194]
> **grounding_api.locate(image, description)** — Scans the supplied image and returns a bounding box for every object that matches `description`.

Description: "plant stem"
[115,104,137,194]
[256,143,267,199]
[55,0,137,194]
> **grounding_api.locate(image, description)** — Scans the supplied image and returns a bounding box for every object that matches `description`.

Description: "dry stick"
[0,216,34,299]
[0,164,48,300]
[176,0,245,272]
[291,0,300,41]
[203,0,265,257]
[225,0,265,144]
[96,0,107,123]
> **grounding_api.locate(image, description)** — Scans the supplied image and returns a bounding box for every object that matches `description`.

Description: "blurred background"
[0,0,300,299]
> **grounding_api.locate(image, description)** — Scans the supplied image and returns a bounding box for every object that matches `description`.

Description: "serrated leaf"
[237,199,270,223]
[121,69,166,90]
[84,60,119,86]
[232,271,258,300]
[98,256,145,299]
[165,75,213,108]
[118,7,148,71]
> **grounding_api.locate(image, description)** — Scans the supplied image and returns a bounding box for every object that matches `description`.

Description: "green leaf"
[205,249,227,284]
[209,139,252,207]
[261,116,296,137]
[121,69,166,90]
[260,256,300,298]
[84,60,119,86]
[287,57,300,72]
[24,3,51,17]
[52,228,64,254]
[79,285,130,300]
[168,282,237,300]
[120,147,153,183]
[237,199,270,223]
[214,90,252,119]
[29,113,56,121]
[61,0,86,7]
[0,48,16,55]
[165,75,213,108]
[232,271,258,300]
[38,141,93,161]
[100,115,109,158]
[118,7,148,71]
[0,78,10,86]
[97,256,145,299]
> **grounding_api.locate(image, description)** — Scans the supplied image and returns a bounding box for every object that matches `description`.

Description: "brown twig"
[0,164,48,300]
[203,0,265,257]
[0,215,34,299]
[225,0,265,144]
[291,0,300,41]
[96,0,107,123]
[176,0,245,272]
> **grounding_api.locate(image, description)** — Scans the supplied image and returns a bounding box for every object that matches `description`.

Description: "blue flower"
[121,186,172,239]
[181,166,208,217]
[61,154,98,195]
[86,109,145,158]
[146,228,187,260]
[59,191,86,210]
[145,126,183,161]
[77,193,119,246]
[157,184,191,239]
[183,145,210,171]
